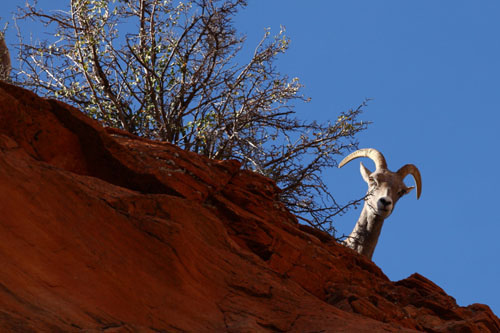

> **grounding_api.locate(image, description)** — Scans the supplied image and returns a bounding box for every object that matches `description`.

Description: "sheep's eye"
[369,177,377,186]
[398,189,407,197]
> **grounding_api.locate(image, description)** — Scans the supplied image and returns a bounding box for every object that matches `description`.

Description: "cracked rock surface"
[0,82,499,332]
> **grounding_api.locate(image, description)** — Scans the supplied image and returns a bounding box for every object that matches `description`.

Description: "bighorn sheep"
[338,148,422,260]
[0,33,11,81]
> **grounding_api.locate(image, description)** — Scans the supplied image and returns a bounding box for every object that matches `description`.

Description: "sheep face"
[359,163,414,219]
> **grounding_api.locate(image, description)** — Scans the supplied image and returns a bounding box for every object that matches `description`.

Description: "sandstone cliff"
[0,82,498,332]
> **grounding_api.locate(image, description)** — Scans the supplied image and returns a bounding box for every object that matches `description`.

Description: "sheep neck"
[343,204,386,260]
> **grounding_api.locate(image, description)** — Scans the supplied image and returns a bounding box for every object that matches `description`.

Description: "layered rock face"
[0,82,498,332]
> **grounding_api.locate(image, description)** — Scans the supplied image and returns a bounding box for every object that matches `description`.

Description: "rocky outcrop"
[0,81,498,332]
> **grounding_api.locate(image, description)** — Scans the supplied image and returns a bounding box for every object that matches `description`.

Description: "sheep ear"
[360,162,372,183]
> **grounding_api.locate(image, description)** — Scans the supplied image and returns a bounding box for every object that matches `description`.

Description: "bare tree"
[14,0,369,234]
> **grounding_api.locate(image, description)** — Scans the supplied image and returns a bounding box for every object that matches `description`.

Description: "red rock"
[0,81,498,332]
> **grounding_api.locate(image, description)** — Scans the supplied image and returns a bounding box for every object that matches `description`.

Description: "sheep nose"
[379,197,392,207]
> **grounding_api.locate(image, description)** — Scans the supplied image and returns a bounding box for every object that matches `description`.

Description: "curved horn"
[338,148,387,170]
[397,164,422,199]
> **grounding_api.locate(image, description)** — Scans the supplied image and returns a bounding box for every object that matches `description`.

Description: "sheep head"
[339,148,422,219]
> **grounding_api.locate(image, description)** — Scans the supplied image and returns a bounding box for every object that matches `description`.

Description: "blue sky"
[237,1,500,316]
[3,1,500,316]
